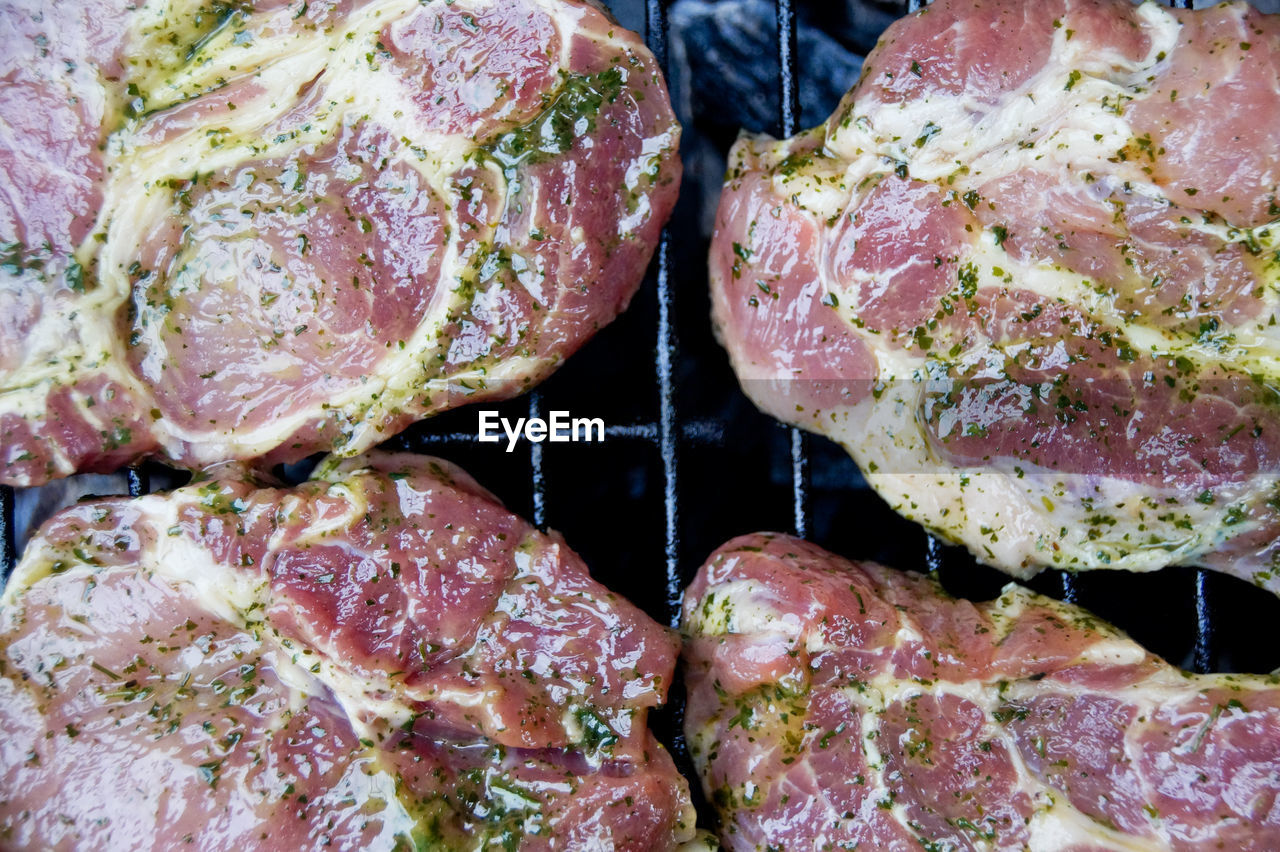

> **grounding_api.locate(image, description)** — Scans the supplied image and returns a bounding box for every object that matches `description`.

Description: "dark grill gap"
[2,0,1278,837]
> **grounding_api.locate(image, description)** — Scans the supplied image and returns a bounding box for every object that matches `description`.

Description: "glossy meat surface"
[683,533,1280,851]
[709,0,1280,589]
[0,0,681,486]
[0,453,695,850]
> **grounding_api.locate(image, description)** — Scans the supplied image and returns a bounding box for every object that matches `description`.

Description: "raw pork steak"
[710,0,1280,590]
[0,453,695,850]
[0,0,680,486]
[683,533,1280,851]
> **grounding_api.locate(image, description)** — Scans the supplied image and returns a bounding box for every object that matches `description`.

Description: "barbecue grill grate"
[3,0,1280,837]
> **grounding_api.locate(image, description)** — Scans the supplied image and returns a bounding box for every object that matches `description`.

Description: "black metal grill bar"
[775,0,800,138]
[645,0,669,76]
[924,534,943,574]
[654,237,684,627]
[775,0,811,539]
[1060,571,1080,605]
[790,430,809,539]
[1194,570,1215,672]
[643,0,681,630]
[528,390,547,528]
[642,2,697,818]
[0,485,13,587]
[126,467,149,499]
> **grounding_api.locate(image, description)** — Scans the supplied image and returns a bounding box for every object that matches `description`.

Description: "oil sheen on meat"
[683,533,1280,851]
[0,0,680,486]
[709,0,1280,590]
[0,453,697,850]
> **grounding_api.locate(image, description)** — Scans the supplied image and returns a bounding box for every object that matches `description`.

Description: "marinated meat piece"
[683,533,1280,851]
[0,453,696,850]
[709,0,1280,590]
[0,0,681,486]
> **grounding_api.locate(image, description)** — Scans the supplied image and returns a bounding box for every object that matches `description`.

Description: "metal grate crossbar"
[775,0,811,541]
[0,485,12,587]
